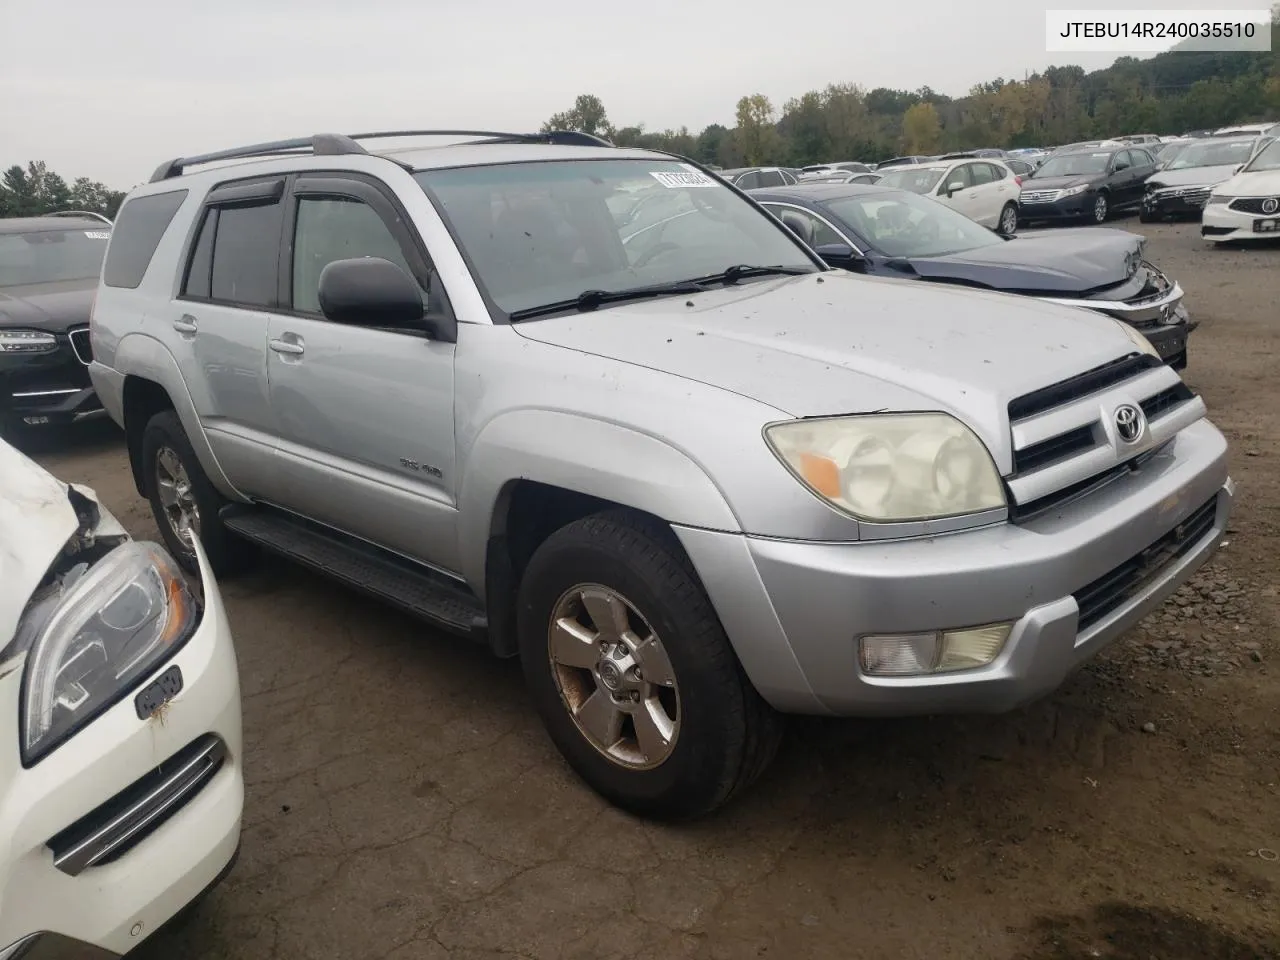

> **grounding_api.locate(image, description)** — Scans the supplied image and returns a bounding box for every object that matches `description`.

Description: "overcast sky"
[0,0,1268,188]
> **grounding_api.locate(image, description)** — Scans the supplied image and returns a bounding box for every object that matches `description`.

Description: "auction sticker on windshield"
[651,169,718,188]
[84,231,111,239]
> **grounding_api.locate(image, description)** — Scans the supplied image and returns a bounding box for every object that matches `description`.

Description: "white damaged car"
[0,440,243,958]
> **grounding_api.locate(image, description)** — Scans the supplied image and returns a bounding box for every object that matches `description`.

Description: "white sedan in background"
[0,440,243,957]
[1201,137,1280,244]
[875,157,1023,235]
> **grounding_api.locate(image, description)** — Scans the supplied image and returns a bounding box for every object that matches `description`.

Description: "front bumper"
[0,333,103,428]
[0,538,244,958]
[1142,190,1210,219]
[676,418,1231,717]
[1017,192,1095,220]
[1202,201,1280,242]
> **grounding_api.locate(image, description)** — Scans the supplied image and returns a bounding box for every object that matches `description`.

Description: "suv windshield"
[0,228,110,288]
[415,159,816,316]
[1242,138,1280,172]
[874,167,946,194]
[1033,152,1113,178]
[824,190,1004,258]
[1167,138,1258,170]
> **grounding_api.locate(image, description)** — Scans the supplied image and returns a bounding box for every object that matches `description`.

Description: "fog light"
[937,623,1012,672]
[859,622,1013,677]
[859,633,937,676]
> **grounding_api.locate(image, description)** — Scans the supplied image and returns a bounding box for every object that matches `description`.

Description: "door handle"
[172,315,198,335]
[268,338,305,356]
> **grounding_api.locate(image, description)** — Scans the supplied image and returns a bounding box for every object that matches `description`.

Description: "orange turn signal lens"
[799,453,841,499]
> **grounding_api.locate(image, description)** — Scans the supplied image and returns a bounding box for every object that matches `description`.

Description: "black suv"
[1018,145,1158,224]
[0,214,111,436]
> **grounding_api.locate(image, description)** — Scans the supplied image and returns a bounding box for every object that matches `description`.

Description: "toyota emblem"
[1114,404,1144,444]
[1263,197,1279,215]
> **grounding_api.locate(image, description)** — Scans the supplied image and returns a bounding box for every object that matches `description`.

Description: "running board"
[219,505,487,641]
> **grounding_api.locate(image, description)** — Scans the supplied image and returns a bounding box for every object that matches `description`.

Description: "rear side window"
[181,198,283,308]
[103,190,188,289]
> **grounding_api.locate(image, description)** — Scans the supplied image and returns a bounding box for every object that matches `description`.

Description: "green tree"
[901,102,942,153]
[541,94,614,139]
[734,94,780,165]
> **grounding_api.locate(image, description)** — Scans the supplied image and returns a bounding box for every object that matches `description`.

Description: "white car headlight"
[1205,193,1228,206]
[1062,184,1090,197]
[1115,319,1161,360]
[19,541,199,765]
[764,413,1006,522]
[0,329,58,354]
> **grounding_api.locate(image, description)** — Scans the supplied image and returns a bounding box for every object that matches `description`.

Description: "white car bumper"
[0,537,243,959]
[1201,200,1280,242]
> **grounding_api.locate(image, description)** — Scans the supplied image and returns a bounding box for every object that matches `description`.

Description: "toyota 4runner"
[89,130,1233,819]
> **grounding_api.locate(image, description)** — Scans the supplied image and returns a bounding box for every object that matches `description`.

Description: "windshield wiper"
[706,264,814,285]
[508,280,710,322]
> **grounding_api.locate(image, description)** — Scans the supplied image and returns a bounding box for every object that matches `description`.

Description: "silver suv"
[90,130,1233,818]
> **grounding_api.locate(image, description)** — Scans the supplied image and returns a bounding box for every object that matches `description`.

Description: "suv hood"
[902,228,1141,293]
[1147,164,1241,189]
[513,272,1137,461]
[0,278,96,333]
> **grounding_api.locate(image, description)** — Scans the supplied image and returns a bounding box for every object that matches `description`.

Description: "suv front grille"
[68,327,93,365]
[1006,353,1204,521]
[1152,186,1211,206]
[1074,496,1217,630]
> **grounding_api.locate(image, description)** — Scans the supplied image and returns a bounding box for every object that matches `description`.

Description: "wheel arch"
[459,410,742,657]
[113,333,244,502]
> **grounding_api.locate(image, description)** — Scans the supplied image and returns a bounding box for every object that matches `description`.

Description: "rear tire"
[141,410,253,577]
[516,510,783,820]
[998,203,1018,236]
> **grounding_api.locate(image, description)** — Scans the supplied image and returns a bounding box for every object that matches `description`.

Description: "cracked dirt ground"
[21,222,1280,960]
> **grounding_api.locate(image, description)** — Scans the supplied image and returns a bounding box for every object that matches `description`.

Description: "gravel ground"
[19,218,1280,960]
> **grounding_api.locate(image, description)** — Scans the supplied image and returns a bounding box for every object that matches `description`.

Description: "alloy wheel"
[547,584,680,770]
[155,446,201,544]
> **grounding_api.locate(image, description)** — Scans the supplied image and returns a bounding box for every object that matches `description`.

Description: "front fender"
[99,333,245,502]
[456,409,741,591]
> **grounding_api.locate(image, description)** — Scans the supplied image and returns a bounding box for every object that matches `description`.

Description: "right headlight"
[764,413,1006,523]
[1204,193,1228,206]
[0,329,58,354]
[18,541,199,766]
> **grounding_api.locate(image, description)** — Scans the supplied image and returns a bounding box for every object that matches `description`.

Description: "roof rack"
[149,129,615,182]
[43,210,113,224]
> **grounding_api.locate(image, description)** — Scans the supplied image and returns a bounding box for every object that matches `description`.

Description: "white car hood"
[0,442,86,646]
[1216,169,1280,196]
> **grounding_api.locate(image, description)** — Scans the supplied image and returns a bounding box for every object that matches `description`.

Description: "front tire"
[141,410,252,577]
[517,511,783,820]
[1090,193,1110,223]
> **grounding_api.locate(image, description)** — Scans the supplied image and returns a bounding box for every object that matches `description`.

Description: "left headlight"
[0,329,58,354]
[20,541,199,765]
[1061,183,1090,197]
[764,413,1006,523]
